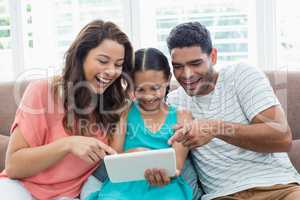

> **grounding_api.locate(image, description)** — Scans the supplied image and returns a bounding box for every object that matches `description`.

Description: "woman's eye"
[98,60,108,64]
[115,64,123,68]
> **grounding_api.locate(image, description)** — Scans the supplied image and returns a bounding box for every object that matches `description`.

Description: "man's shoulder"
[224,63,262,77]
[167,87,187,105]
[219,63,263,87]
[220,62,255,77]
[168,86,185,98]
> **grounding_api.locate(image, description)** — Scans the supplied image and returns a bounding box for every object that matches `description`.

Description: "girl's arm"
[145,109,192,186]
[110,107,151,154]
[172,110,192,173]
[5,128,116,179]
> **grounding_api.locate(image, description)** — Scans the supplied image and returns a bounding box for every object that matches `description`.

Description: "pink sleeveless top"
[0,80,108,200]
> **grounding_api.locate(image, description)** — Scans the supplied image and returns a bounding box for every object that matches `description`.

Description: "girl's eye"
[152,86,161,90]
[136,88,144,93]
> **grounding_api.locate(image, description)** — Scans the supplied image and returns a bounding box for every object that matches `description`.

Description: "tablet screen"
[104,148,176,183]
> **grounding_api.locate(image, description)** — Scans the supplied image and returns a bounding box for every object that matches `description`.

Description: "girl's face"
[134,70,169,112]
[83,39,125,94]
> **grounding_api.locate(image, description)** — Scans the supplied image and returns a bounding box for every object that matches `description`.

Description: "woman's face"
[83,39,125,94]
[134,70,169,112]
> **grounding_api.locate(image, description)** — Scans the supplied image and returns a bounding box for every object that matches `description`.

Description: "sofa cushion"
[0,134,9,171]
[288,139,300,173]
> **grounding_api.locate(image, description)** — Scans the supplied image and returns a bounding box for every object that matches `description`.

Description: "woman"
[0,19,133,200]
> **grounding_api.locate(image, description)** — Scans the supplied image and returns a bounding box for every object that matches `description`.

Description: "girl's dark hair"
[57,19,133,136]
[132,48,171,96]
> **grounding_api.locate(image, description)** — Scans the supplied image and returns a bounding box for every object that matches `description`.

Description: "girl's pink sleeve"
[10,80,49,147]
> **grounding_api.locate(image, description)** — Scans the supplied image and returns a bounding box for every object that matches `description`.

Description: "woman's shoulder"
[26,79,49,91]
[28,76,62,91]
[21,78,61,111]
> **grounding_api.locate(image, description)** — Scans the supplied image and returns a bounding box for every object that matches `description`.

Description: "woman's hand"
[145,169,180,187]
[65,136,117,164]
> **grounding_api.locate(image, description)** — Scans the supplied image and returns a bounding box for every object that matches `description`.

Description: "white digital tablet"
[104,148,176,183]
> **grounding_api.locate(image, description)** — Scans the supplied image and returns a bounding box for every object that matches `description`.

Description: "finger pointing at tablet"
[66,136,117,164]
[98,142,117,155]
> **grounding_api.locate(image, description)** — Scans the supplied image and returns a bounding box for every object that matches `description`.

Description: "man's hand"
[168,119,226,149]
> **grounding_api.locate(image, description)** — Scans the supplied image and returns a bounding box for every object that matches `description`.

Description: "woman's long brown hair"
[54,20,133,136]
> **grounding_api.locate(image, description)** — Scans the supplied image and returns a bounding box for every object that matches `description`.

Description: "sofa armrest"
[0,135,9,172]
[288,140,300,173]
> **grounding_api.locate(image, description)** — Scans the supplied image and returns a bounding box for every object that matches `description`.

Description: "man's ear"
[210,48,218,65]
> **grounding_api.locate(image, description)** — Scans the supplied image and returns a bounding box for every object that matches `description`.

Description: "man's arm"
[169,105,292,153]
[216,105,292,152]
[169,65,292,153]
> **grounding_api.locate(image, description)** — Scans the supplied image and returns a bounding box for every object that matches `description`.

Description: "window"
[0,0,13,81]
[277,0,300,70]
[2,0,300,83]
[22,0,127,73]
[138,0,257,67]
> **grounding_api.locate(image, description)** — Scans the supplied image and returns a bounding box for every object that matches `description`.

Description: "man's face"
[171,46,217,96]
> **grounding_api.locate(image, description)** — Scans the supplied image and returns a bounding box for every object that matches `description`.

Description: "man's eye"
[173,65,183,69]
[191,62,202,66]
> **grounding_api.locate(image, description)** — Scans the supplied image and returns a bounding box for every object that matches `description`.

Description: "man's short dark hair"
[167,22,213,55]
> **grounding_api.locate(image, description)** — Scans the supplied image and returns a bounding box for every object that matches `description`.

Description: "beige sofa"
[1,71,300,173]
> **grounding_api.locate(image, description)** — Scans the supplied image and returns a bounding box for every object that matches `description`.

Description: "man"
[166,22,300,200]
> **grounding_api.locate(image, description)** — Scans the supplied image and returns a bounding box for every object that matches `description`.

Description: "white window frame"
[255,0,278,70]
[8,0,26,79]
[6,0,283,80]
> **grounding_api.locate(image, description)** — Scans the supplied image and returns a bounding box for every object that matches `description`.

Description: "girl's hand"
[144,169,180,187]
[65,136,117,164]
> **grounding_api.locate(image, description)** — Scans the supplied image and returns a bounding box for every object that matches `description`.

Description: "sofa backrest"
[0,81,29,136]
[265,70,300,139]
[0,70,300,139]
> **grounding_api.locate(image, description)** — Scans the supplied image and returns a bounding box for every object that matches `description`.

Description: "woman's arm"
[5,127,116,179]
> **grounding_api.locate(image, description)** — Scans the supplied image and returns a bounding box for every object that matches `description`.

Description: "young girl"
[85,48,193,200]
